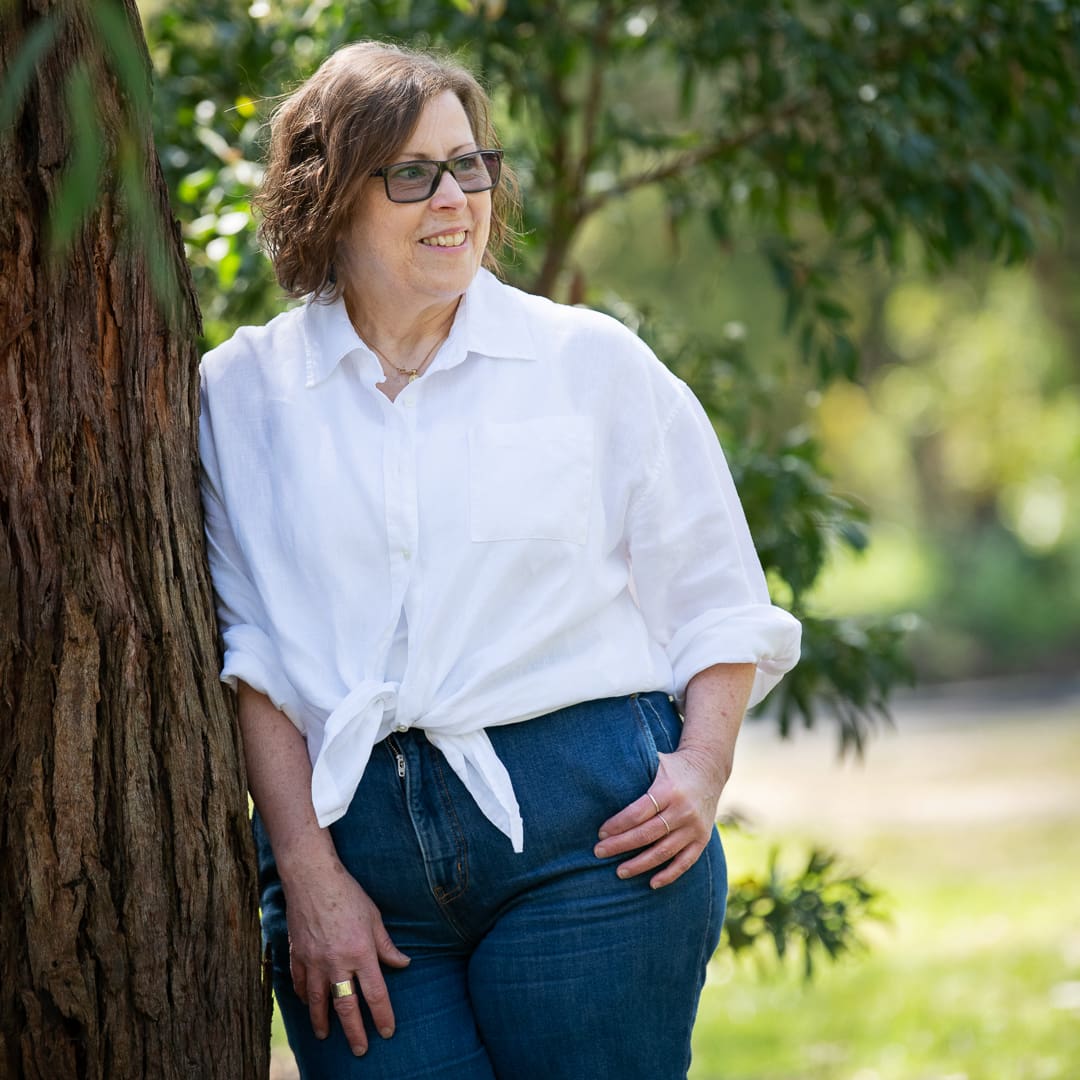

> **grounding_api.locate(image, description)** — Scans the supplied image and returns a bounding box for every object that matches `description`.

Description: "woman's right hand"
[234,681,411,1056]
[283,859,411,1057]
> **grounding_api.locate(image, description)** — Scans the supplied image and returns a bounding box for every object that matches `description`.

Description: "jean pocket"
[468,416,593,543]
[632,691,681,766]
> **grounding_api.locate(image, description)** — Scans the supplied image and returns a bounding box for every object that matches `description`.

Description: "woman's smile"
[420,227,469,249]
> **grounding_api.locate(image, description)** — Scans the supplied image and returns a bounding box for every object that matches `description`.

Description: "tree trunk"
[0,2,270,1076]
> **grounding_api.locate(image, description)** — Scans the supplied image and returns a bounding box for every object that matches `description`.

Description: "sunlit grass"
[691,811,1080,1079]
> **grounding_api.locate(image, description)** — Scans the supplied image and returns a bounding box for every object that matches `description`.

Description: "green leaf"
[831,333,858,380]
[815,297,851,322]
[117,136,183,315]
[90,0,152,126]
[0,14,60,136]
[48,64,105,256]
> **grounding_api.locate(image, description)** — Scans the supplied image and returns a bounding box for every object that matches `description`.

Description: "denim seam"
[686,835,717,1074]
[698,839,715,973]
[428,752,470,906]
[630,696,660,772]
[388,737,471,942]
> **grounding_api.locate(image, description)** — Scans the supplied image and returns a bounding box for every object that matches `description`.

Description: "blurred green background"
[132,1,1080,1076]
[576,198,1080,683]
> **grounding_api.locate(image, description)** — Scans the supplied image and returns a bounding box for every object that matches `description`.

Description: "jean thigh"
[467,826,726,1080]
[254,745,496,1078]
[464,693,726,1078]
[268,944,498,1080]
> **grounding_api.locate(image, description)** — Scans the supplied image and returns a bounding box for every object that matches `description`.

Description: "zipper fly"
[387,735,406,779]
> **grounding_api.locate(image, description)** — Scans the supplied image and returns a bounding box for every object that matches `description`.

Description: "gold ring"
[657,813,671,837]
[646,792,661,816]
[331,979,356,999]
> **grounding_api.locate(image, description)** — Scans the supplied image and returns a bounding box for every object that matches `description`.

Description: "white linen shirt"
[199,268,801,852]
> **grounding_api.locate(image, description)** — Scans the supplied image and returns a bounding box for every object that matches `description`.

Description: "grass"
[690,703,1080,1080]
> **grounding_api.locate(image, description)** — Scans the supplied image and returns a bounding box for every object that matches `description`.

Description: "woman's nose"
[429,167,468,208]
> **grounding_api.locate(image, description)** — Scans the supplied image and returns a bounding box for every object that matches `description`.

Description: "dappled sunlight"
[804,264,1080,679]
[877,271,1076,531]
[809,523,935,618]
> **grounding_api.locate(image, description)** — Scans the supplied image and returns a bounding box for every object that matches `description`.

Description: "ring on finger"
[646,792,661,816]
[331,979,356,999]
[657,812,671,837]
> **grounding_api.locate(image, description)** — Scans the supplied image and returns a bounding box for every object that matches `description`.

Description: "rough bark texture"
[0,2,271,1076]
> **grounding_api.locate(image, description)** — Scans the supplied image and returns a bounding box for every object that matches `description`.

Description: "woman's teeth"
[421,231,467,247]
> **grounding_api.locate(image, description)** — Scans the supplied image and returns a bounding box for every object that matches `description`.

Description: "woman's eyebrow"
[394,142,479,161]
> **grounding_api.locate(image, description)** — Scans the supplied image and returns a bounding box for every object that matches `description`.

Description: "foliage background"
[134,1,1080,1074]
[143,0,1080,697]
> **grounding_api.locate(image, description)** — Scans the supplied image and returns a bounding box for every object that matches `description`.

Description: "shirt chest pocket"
[468,416,593,544]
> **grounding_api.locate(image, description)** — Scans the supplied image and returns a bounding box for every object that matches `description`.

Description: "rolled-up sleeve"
[626,383,801,708]
[198,370,306,731]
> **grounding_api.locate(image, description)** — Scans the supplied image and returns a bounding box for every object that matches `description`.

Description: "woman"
[200,41,800,1079]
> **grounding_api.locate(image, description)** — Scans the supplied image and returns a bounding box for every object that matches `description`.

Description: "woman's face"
[338,90,493,315]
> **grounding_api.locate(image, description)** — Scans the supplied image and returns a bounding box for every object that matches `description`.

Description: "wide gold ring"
[331,979,356,999]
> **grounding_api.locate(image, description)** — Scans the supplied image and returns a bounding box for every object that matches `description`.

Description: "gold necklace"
[368,335,444,383]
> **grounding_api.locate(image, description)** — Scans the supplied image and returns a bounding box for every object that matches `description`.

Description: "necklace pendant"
[407,370,419,382]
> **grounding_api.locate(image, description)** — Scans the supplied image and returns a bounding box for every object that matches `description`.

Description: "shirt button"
[401,549,411,560]
[403,398,417,409]
[395,723,408,733]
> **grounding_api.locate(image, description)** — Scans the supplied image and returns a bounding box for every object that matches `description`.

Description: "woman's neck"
[343,290,461,369]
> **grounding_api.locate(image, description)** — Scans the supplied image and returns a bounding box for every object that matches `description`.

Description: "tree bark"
[0,2,270,1076]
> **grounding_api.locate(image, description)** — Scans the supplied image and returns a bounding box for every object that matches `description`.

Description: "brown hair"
[254,41,519,300]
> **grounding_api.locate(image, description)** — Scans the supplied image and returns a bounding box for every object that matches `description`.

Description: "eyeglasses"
[370,149,503,203]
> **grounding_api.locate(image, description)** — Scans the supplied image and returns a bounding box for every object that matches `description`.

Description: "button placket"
[386,395,422,723]
[407,400,426,708]
[381,407,417,672]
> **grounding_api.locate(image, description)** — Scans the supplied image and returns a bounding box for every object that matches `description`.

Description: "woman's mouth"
[420,230,468,248]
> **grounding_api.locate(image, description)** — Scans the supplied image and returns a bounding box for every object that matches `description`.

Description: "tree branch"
[573,1,616,206]
[579,92,816,217]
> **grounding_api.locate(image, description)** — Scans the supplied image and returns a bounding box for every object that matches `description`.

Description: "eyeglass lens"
[384,151,501,202]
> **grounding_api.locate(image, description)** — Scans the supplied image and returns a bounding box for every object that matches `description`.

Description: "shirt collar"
[302,292,371,389]
[454,268,539,365]
[302,269,539,389]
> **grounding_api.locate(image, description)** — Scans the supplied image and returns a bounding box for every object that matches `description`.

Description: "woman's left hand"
[593,746,729,889]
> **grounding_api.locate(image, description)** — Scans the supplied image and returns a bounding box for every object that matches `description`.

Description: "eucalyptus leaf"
[48,64,105,255]
[0,14,60,136]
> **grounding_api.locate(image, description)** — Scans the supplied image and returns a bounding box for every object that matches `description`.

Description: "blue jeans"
[254,692,727,1079]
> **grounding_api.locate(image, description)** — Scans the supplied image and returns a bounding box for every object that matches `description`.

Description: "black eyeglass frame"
[370,149,504,203]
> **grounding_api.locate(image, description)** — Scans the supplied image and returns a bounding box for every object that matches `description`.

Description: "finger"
[649,841,707,889]
[291,955,309,1005]
[330,976,370,1057]
[594,810,673,859]
[597,789,667,841]
[306,978,332,1042]
[614,832,700,881]
[372,920,411,969]
[355,960,396,1040]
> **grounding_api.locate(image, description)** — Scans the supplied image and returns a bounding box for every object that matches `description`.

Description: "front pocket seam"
[637,693,678,753]
[631,696,660,780]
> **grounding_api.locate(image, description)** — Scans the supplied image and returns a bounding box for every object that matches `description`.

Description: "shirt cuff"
[219,623,306,734]
[667,605,802,709]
